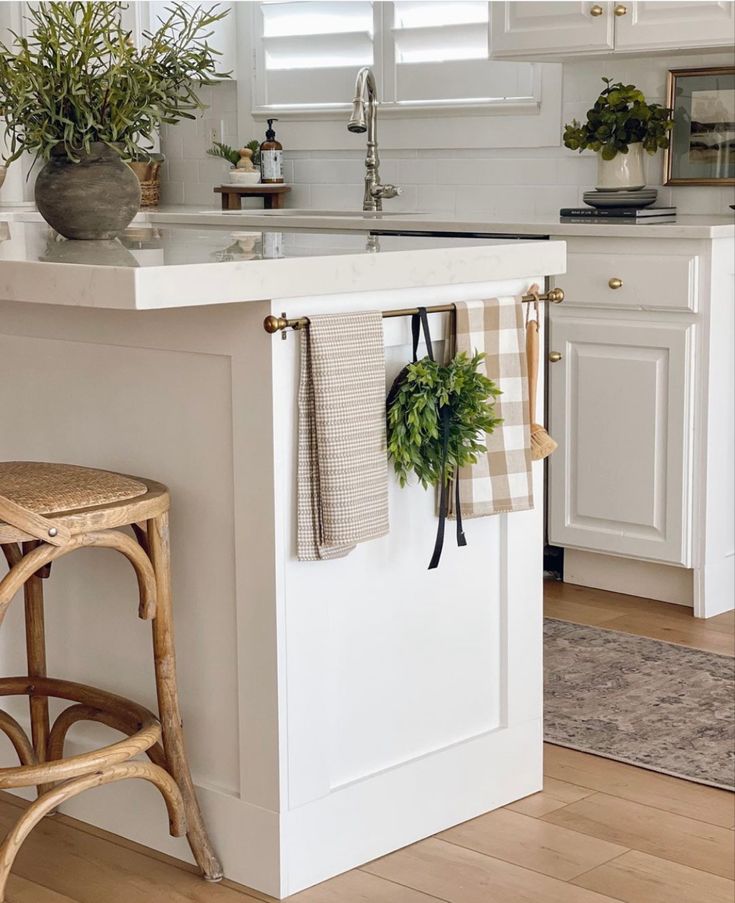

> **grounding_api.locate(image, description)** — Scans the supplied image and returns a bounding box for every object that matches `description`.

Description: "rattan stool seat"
[0,462,147,515]
[0,462,221,896]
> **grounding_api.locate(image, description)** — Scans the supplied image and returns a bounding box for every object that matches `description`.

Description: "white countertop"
[0,219,565,310]
[139,207,735,239]
[2,205,732,239]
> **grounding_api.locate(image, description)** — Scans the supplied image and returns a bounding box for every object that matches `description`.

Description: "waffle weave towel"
[453,296,533,517]
[297,311,390,560]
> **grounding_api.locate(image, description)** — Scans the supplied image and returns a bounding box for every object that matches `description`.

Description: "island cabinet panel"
[548,310,694,565]
[271,279,546,894]
[0,273,548,898]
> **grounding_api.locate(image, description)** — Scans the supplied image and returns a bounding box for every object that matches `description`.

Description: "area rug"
[544,618,735,790]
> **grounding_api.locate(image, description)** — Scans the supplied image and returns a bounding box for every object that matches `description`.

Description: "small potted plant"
[0,2,229,240]
[207,140,261,184]
[563,77,673,190]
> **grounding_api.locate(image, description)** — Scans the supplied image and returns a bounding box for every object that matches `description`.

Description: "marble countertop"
[139,207,735,239]
[0,219,565,310]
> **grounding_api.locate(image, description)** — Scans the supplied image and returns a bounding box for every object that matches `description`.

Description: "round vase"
[35,142,141,240]
[595,142,646,191]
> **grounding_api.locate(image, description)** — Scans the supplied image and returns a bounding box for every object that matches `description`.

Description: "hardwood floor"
[2,582,733,903]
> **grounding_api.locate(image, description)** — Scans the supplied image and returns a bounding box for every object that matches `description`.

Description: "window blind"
[255,1,376,108]
[252,1,535,112]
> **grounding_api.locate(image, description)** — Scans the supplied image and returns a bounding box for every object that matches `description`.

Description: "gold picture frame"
[663,65,735,186]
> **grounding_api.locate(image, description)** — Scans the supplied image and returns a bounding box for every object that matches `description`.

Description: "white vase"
[596,142,645,190]
[229,169,260,185]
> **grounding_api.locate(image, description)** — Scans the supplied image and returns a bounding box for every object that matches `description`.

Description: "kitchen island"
[0,221,565,897]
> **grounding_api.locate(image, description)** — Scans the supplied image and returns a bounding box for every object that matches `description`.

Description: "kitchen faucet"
[348,67,402,212]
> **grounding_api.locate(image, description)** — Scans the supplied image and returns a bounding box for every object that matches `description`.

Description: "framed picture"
[663,66,735,186]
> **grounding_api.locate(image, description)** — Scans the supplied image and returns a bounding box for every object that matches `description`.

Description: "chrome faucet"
[348,67,401,212]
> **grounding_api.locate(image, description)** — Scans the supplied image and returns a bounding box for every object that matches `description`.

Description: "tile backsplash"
[160,52,735,217]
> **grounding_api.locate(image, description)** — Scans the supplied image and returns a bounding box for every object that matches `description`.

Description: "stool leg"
[147,512,223,882]
[21,542,52,798]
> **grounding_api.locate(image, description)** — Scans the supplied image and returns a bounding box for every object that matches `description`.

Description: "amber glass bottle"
[260,119,283,184]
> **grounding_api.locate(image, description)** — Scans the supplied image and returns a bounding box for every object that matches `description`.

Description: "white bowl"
[228,170,260,185]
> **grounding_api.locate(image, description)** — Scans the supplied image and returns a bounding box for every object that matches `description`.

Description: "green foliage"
[387,351,502,489]
[0,2,230,165]
[207,140,239,166]
[563,77,673,160]
[207,138,261,167]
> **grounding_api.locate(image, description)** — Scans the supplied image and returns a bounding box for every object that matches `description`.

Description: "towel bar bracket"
[263,288,564,336]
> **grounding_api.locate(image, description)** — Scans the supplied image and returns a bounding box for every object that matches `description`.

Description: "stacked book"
[561,188,676,224]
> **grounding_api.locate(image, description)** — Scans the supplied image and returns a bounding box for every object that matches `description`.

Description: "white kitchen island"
[0,221,565,897]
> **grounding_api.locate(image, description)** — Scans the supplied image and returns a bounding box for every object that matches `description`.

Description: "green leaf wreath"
[387,351,502,488]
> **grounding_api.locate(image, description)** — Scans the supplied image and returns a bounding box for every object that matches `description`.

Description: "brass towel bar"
[263,287,565,335]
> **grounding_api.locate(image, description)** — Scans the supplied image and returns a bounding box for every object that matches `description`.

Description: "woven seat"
[0,462,148,515]
[0,461,221,897]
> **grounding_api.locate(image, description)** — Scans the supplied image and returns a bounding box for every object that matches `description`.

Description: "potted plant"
[0,2,228,240]
[207,140,261,184]
[563,77,673,190]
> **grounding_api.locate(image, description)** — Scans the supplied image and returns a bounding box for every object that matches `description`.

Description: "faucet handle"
[372,183,402,200]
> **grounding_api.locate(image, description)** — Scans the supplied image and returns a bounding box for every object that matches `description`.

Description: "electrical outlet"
[209,128,218,143]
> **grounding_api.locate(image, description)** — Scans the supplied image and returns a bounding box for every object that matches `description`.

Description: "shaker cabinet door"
[490,1,614,58]
[613,1,735,52]
[548,313,694,566]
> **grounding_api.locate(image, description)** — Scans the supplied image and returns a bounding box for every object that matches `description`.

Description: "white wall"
[160,49,735,216]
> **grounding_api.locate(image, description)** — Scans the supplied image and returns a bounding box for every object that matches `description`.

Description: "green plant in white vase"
[563,78,673,190]
[0,2,229,239]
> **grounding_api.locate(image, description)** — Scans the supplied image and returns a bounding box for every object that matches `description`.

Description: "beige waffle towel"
[453,296,533,517]
[297,311,390,561]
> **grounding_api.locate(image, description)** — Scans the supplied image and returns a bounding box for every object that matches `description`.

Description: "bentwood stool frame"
[0,462,221,899]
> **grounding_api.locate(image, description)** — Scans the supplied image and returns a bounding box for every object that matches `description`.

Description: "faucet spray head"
[348,99,367,133]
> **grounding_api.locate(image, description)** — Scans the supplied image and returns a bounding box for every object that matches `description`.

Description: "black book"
[560,206,676,218]
[560,215,677,224]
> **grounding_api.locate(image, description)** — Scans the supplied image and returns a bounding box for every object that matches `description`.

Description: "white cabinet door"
[548,312,694,565]
[490,1,614,58]
[614,1,735,51]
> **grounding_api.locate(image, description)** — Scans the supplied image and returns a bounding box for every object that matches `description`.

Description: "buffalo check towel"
[452,296,533,517]
[297,311,390,561]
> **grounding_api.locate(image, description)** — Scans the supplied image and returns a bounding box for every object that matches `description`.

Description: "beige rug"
[544,618,735,790]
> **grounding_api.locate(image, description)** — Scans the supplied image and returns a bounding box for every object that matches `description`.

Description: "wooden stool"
[0,462,221,899]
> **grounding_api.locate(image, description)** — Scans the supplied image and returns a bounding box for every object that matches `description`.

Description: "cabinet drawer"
[564,252,699,311]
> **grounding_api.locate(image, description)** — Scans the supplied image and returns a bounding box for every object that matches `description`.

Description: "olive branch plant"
[0,1,229,166]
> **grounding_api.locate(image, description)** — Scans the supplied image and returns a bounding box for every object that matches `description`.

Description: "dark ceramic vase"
[35,142,141,240]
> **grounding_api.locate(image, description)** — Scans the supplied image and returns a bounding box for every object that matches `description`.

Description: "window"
[251,1,537,114]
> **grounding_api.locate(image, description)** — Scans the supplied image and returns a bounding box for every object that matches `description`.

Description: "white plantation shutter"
[387,1,534,106]
[254,1,377,108]
[252,1,536,112]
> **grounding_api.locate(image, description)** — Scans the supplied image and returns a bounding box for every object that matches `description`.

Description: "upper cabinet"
[490,1,735,59]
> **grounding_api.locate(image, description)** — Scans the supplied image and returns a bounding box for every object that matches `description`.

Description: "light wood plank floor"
[2,582,733,903]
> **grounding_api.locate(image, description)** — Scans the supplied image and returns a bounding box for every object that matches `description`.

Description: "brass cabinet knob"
[608,277,624,290]
[614,3,627,14]
[549,351,563,363]
[590,4,604,15]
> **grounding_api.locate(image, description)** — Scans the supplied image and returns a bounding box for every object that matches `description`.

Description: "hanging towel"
[297,311,390,561]
[452,296,533,517]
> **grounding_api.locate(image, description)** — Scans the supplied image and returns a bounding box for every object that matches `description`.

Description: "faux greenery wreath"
[387,351,502,489]
[563,77,673,161]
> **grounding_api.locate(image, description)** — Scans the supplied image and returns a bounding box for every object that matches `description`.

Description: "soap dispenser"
[260,119,283,184]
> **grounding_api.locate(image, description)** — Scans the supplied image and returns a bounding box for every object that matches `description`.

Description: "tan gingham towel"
[452,296,533,517]
[297,311,390,561]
